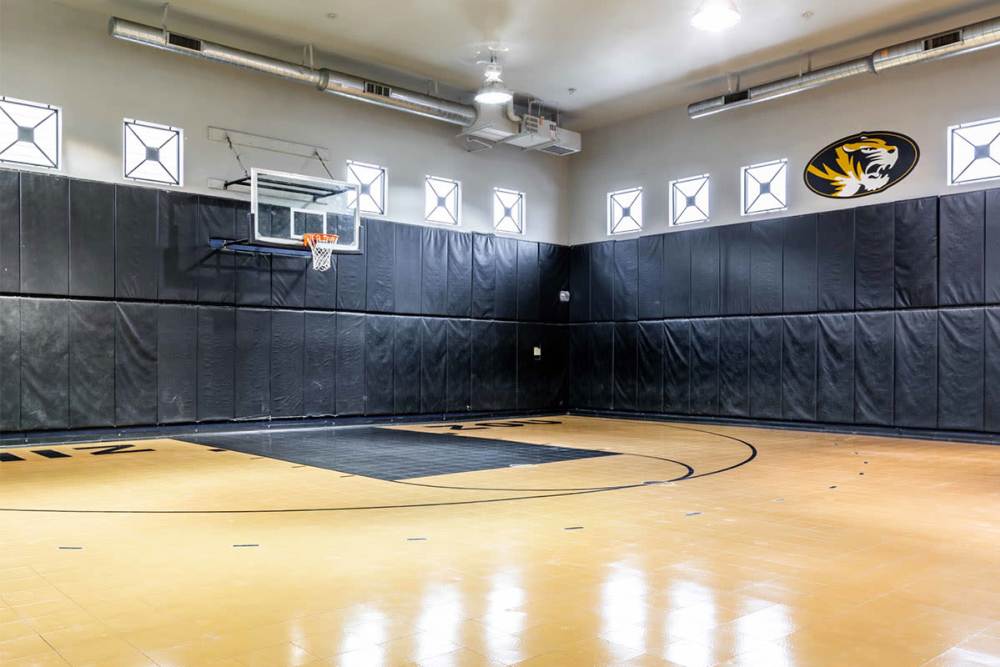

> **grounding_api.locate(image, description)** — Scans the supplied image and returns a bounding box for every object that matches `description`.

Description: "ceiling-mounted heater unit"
[507,114,582,155]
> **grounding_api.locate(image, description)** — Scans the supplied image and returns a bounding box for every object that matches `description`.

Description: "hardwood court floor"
[0,416,998,666]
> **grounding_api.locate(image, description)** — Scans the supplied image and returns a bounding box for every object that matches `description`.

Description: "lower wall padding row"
[0,297,567,432]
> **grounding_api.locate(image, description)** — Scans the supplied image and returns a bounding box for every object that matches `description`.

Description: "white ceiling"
[59,0,1000,129]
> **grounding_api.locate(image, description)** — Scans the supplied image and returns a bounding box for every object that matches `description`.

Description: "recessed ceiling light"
[691,0,742,32]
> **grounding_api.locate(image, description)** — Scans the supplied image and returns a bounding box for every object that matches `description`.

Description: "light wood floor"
[0,416,998,666]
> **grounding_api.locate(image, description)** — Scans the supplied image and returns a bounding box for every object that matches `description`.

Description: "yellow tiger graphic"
[806,137,899,198]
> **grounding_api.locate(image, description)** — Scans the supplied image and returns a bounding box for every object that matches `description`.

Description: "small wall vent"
[167,33,202,51]
[365,81,392,97]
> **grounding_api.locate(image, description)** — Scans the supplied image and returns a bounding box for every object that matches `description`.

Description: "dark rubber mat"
[181,426,616,480]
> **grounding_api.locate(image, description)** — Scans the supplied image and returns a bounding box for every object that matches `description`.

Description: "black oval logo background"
[804,131,919,200]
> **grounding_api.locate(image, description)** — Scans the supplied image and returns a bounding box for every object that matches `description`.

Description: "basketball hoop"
[302,233,339,272]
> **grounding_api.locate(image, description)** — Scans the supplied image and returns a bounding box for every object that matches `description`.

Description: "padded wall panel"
[568,325,590,409]
[719,317,749,417]
[893,310,937,428]
[197,197,236,304]
[517,240,540,321]
[364,314,394,415]
[394,223,423,314]
[690,319,720,415]
[494,237,518,320]
[394,316,421,414]
[613,239,638,321]
[197,306,236,421]
[893,197,937,308]
[613,322,638,411]
[854,312,894,425]
[749,318,782,419]
[782,215,818,313]
[987,190,1000,303]
[539,243,569,322]
[750,220,783,314]
[663,233,691,317]
[590,241,614,321]
[234,309,270,419]
[69,179,115,298]
[365,219,395,313]
[157,191,199,302]
[638,235,664,319]
[115,303,157,426]
[569,244,591,322]
[854,204,894,309]
[336,313,366,415]
[517,323,544,410]
[591,322,614,410]
[156,304,197,424]
[938,308,984,431]
[69,301,115,428]
[817,314,854,424]
[472,234,496,318]
[115,185,159,300]
[447,232,473,318]
[690,229,721,317]
[0,297,19,430]
[939,191,985,306]
[470,320,496,411]
[817,210,854,311]
[0,171,19,292]
[782,316,817,421]
[20,172,68,295]
[234,202,271,307]
[447,319,471,412]
[421,227,448,316]
[271,310,304,418]
[21,299,68,430]
[271,256,308,308]
[663,321,690,414]
[304,311,337,417]
[542,324,568,408]
[637,321,663,412]
[495,322,517,409]
[420,317,447,413]
[304,255,337,310]
[986,309,1000,431]
[336,226,366,311]
[721,225,750,315]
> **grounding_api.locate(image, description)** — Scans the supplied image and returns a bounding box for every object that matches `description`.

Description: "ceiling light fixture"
[474,52,513,105]
[691,0,742,32]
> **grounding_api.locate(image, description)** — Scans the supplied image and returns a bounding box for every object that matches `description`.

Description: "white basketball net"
[308,240,336,272]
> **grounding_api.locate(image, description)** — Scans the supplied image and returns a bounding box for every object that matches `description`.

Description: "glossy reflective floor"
[0,416,998,666]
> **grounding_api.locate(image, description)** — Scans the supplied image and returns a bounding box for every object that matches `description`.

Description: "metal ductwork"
[689,15,1000,119]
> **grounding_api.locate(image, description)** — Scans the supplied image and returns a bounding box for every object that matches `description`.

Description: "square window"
[346,160,387,215]
[493,187,525,235]
[669,174,710,226]
[949,116,1000,185]
[741,159,788,216]
[607,187,643,235]
[0,96,61,169]
[425,175,461,226]
[123,118,183,186]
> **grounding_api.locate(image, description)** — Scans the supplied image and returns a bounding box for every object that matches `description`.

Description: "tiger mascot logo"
[804,131,919,199]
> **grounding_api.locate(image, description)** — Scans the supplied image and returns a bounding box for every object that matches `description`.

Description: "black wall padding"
[690,229,721,317]
[817,314,854,424]
[495,322,518,409]
[719,317,749,417]
[420,317,447,413]
[689,319,720,415]
[782,216,818,314]
[750,220,783,314]
[591,322,614,410]
[539,243,569,322]
[0,171,20,293]
[421,227,448,316]
[541,325,568,408]
[197,197,236,304]
[471,321,497,411]
[749,318,782,418]
[569,244,591,323]
[115,303,157,426]
[568,325,590,408]
[394,224,423,315]
[271,256,308,308]
[637,321,663,412]
[854,312,894,425]
[336,226,366,312]
[472,234,496,319]
[638,235,664,320]
[197,306,236,422]
[157,191,199,302]
[304,311,337,417]
[854,203,894,310]
[69,301,115,428]
[0,297,20,430]
[364,315,394,415]
[494,237,518,320]
[20,299,68,430]
[304,255,337,310]
[446,318,471,412]
[986,309,1000,431]
[271,310,305,418]
[69,180,115,298]
[517,323,544,409]
[20,172,69,295]
[721,225,750,316]
[987,191,1000,303]
[590,241,614,321]
[517,241,540,321]
[781,315,817,421]
[234,202,271,307]
[234,309,270,419]
[156,304,197,424]
[336,313,366,415]
[613,322,638,411]
[939,191,985,306]
[663,321,690,413]
[893,310,938,428]
[817,210,854,312]
[938,308,984,431]
[612,239,638,322]
[663,233,691,318]
[365,219,395,313]
[394,316,421,414]
[893,197,937,308]
[447,233,473,318]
